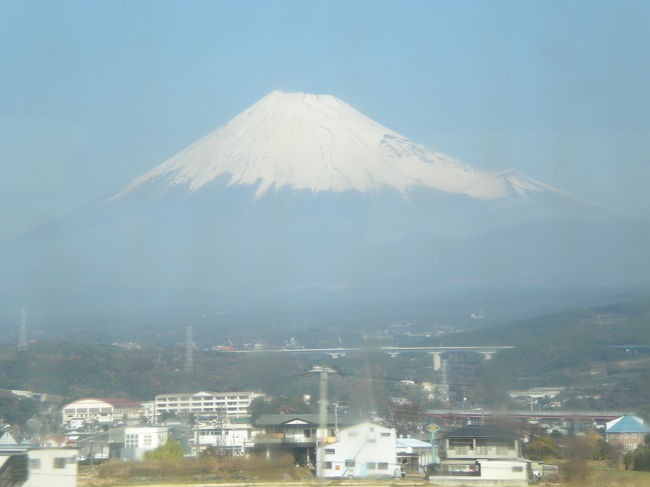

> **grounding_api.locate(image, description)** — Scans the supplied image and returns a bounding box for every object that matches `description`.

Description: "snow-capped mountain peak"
[113,90,563,201]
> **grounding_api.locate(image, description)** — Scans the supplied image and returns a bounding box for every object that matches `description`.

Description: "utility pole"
[308,366,336,481]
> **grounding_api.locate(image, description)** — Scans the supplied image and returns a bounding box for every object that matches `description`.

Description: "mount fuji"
[2,91,648,334]
[113,90,572,202]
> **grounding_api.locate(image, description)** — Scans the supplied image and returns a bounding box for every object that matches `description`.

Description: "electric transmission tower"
[17,307,28,352]
[185,326,194,373]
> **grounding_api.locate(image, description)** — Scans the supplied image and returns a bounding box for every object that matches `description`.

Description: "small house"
[320,422,399,478]
[428,425,529,486]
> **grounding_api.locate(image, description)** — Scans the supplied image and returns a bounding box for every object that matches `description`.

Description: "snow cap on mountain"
[114,90,561,200]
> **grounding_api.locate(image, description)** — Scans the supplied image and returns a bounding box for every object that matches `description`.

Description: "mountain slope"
[112,91,575,202]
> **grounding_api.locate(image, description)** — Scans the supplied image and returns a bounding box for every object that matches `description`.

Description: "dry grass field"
[79,460,650,487]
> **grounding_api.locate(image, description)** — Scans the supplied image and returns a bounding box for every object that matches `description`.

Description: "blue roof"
[607,415,650,433]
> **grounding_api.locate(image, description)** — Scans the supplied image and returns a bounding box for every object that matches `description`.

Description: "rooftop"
[254,413,366,427]
[397,437,431,449]
[607,415,650,434]
[443,425,519,440]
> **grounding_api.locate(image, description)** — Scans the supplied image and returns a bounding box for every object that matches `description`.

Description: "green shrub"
[143,438,184,461]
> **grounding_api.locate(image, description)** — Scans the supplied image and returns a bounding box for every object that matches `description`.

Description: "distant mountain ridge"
[0,91,648,331]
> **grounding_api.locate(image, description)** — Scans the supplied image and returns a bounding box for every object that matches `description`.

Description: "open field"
[81,461,650,487]
[585,463,650,487]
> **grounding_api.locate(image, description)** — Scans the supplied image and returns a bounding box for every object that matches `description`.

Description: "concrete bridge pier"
[431,352,442,371]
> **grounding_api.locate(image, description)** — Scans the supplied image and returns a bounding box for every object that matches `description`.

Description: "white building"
[320,422,399,478]
[62,398,142,428]
[25,448,79,487]
[0,443,78,487]
[108,425,169,461]
[141,401,155,422]
[153,391,261,420]
[194,420,253,456]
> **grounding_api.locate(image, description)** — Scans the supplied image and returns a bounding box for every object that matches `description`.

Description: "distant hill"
[448,297,650,349]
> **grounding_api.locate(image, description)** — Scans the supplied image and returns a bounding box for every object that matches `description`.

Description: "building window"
[366,462,376,470]
[380,432,391,437]
[53,458,66,469]
[304,429,311,438]
[325,449,335,455]
[125,434,138,448]
[512,466,523,472]
[29,459,41,469]
[324,461,332,469]
[143,435,152,447]
[378,462,388,470]
[345,460,355,467]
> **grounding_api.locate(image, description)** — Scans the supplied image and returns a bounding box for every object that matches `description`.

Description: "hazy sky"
[1,0,648,242]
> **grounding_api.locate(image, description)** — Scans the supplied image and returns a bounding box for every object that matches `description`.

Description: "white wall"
[120,426,168,461]
[196,425,251,454]
[321,422,398,478]
[25,448,78,487]
[478,460,529,481]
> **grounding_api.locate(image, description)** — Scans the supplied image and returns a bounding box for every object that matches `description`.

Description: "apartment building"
[153,391,261,420]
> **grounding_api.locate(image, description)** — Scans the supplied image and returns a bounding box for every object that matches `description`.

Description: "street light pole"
[309,366,337,480]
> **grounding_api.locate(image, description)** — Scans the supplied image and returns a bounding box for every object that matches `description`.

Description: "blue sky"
[1,0,649,242]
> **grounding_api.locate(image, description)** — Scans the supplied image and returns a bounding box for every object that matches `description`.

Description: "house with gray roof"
[251,413,365,466]
[428,425,530,486]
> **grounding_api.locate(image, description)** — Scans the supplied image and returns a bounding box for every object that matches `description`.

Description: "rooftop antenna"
[17,307,28,352]
[185,326,194,374]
